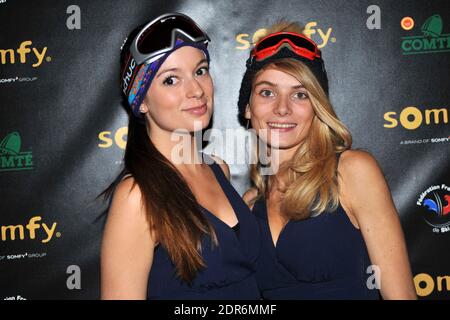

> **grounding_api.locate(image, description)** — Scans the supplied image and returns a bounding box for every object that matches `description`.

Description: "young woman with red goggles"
[239,21,417,300]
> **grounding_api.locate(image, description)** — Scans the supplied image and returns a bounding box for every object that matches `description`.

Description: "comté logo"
[0,40,50,67]
[0,131,34,172]
[401,14,450,55]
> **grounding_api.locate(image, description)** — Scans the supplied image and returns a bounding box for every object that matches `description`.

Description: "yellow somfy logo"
[1,216,60,243]
[0,40,50,68]
[236,22,335,50]
[414,273,450,297]
[384,106,449,130]
[98,127,128,150]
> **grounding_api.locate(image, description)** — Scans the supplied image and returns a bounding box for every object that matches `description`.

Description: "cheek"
[200,76,214,100]
[145,89,182,125]
[249,106,271,129]
[295,105,315,139]
[295,101,315,122]
[148,86,182,110]
[250,93,273,109]
[248,96,274,125]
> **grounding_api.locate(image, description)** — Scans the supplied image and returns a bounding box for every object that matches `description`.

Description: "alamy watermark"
[170,121,280,175]
[366,265,381,290]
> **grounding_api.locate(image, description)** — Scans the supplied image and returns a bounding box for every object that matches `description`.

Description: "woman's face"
[141,46,213,133]
[246,67,315,150]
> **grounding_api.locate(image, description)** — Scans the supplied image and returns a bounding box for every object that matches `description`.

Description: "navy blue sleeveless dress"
[146,159,261,299]
[252,198,380,300]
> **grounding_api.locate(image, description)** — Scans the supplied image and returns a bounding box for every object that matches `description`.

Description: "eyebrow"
[156,58,209,78]
[253,80,304,89]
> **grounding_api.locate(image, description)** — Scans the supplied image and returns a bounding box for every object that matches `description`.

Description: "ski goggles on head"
[129,12,210,66]
[120,13,210,117]
[251,31,321,62]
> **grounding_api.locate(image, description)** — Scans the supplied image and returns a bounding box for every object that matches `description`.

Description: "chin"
[187,117,211,132]
[256,131,294,148]
[264,133,306,150]
[266,142,296,150]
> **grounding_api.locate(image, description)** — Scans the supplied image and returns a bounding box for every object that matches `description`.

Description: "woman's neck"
[270,145,298,177]
[149,126,204,173]
[266,142,307,197]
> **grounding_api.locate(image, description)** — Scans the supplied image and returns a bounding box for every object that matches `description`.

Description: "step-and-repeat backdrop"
[0,0,449,299]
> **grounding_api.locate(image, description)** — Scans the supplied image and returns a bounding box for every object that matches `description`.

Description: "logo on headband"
[122,57,137,95]
[129,64,149,99]
[127,63,154,112]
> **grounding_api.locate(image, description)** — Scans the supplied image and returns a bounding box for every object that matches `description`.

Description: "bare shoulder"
[338,149,380,170]
[208,154,231,180]
[337,149,392,221]
[111,177,144,215]
[105,177,154,242]
[338,149,382,182]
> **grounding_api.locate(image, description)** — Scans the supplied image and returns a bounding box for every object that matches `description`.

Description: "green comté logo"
[0,131,33,172]
[402,14,450,55]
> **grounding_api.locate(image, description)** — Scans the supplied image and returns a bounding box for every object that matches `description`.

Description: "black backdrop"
[0,0,449,299]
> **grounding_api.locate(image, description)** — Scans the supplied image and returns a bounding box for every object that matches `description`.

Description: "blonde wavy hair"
[249,21,352,220]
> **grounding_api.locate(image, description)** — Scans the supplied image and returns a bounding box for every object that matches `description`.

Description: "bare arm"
[338,150,417,299]
[100,178,156,299]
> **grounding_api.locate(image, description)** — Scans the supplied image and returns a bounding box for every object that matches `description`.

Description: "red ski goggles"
[251,31,321,62]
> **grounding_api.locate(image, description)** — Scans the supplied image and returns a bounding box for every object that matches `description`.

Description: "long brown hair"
[102,115,217,283]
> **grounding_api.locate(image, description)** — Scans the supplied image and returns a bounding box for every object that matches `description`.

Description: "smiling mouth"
[182,103,208,116]
[183,103,207,111]
[267,122,297,129]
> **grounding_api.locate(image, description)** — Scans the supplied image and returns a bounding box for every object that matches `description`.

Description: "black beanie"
[237,46,329,126]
